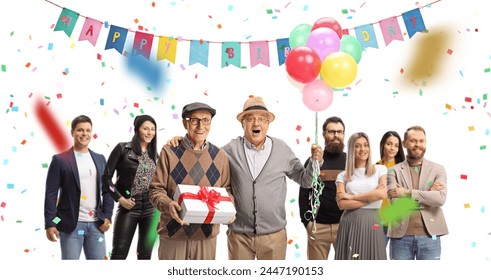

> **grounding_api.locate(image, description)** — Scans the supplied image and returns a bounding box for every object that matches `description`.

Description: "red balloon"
[285,46,321,84]
[312,17,343,39]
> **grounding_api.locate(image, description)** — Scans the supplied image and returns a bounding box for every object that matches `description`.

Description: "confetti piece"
[93,134,98,139]
[461,174,468,180]
[125,190,131,195]
[471,242,476,248]
[289,198,295,203]
[56,93,62,99]
[53,217,61,224]
[266,9,273,14]
[48,43,53,50]
[372,224,379,230]
[447,49,453,55]
[100,99,104,105]
[485,68,490,73]
[380,197,419,226]
[481,206,485,213]
[400,68,404,74]
[480,145,486,150]
[306,137,310,143]
[296,125,302,131]
[78,230,85,235]
[445,103,452,110]
[303,5,309,11]
[296,139,299,144]
[24,249,30,253]
[1,65,6,72]
[288,239,293,244]
[21,140,26,145]
[468,126,475,131]
[7,183,14,189]
[1,202,6,208]
[81,194,87,201]
[465,97,472,102]
[25,62,31,68]
[228,5,233,11]
[294,243,299,249]
[217,24,222,29]
[464,203,471,208]
[152,2,155,7]
[98,237,104,242]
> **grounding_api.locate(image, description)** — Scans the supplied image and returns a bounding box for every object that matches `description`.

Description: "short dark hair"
[404,126,426,141]
[322,116,345,131]
[71,115,92,131]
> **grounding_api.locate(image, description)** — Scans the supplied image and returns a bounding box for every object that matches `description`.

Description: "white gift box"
[173,184,236,224]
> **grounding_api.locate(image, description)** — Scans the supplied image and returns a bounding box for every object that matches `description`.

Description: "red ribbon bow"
[178,186,231,224]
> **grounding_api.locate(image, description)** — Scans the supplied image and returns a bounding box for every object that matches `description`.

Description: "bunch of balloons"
[285,17,362,112]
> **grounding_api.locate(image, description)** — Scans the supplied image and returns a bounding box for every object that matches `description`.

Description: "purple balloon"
[306,27,341,62]
[302,80,333,112]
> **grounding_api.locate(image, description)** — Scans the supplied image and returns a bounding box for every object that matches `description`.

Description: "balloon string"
[315,112,318,146]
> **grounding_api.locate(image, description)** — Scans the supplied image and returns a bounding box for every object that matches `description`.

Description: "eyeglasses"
[324,130,344,135]
[185,117,211,125]
[244,116,269,124]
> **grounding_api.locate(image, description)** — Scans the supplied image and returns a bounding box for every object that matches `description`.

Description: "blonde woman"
[334,132,387,260]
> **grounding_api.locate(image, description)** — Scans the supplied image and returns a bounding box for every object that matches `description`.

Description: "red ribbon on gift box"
[178,186,231,224]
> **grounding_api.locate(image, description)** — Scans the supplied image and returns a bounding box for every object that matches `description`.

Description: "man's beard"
[325,139,344,154]
[407,147,425,162]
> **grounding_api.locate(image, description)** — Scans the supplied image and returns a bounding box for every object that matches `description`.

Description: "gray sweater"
[223,136,314,234]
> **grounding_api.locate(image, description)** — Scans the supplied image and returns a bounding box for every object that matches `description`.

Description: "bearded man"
[298,116,347,260]
[387,125,448,260]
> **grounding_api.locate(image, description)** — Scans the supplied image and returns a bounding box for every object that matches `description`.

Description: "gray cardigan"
[223,136,314,234]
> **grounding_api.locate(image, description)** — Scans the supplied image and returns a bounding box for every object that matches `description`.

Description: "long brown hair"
[345,132,375,181]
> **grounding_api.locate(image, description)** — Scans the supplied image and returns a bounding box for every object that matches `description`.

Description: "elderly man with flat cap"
[149,102,231,260]
[223,96,323,260]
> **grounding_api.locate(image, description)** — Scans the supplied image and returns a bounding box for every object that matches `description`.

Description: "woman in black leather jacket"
[102,115,159,259]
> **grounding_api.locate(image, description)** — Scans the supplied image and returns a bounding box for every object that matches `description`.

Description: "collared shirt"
[243,137,272,179]
[183,134,207,151]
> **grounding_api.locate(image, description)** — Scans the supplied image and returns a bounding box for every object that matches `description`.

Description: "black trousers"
[110,192,158,260]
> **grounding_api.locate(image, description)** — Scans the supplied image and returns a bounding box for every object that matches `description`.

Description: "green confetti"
[146,86,152,91]
[130,112,135,118]
[1,64,6,72]
[42,163,48,168]
[480,145,486,150]
[139,108,144,114]
[426,181,433,186]
[101,61,106,67]
[53,217,61,224]
[414,166,419,173]
[125,190,131,195]
[419,89,423,96]
[341,9,348,14]
[483,93,488,100]
[142,163,148,169]
[266,9,273,14]
[380,197,419,227]
[392,91,399,95]
[484,68,490,73]
[171,104,176,110]
[294,243,299,249]
[289,198,295,203]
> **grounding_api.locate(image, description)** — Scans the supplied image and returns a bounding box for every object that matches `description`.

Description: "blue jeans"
[59,221,106,260]
[389,235,441,260]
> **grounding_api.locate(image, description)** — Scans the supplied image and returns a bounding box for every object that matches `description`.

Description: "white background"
[0,0,490,278]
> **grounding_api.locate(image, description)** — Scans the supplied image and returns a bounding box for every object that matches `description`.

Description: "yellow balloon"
[320,52,358,89]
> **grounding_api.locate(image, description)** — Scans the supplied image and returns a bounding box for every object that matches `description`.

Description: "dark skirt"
[334,208,387,260]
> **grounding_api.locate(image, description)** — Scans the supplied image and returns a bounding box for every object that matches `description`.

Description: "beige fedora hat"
[236,96,275,122]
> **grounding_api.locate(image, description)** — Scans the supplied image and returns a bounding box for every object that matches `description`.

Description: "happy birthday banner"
[48,0,439,68]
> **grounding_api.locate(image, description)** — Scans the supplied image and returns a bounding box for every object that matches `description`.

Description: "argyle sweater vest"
[149,141,231,240]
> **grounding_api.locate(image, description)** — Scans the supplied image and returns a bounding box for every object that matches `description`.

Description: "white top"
[336,164,387,209]
[74,151,98,222]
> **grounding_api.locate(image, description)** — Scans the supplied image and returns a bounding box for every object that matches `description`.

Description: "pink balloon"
[306,27,340,62]
[302,80,334,112]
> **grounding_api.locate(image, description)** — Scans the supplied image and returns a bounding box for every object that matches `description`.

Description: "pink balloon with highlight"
[302,80,334,112]
[306,27,341,62]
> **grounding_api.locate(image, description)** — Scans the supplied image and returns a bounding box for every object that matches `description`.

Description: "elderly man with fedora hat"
[149,102,231,260]
[223,96,323,260]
